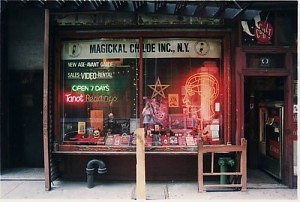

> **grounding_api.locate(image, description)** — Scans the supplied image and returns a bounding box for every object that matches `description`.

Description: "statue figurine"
[104,112,119,134]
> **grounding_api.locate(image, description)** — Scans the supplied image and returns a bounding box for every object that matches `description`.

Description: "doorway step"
[247,169,288,189]
[0,168,44,181]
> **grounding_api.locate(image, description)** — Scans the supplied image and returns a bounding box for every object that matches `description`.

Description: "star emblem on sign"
[148,77,170,99]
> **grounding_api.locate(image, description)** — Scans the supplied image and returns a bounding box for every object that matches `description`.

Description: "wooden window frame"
[50,30,232,154]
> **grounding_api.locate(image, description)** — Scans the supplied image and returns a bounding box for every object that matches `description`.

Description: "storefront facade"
[0,1,297,191]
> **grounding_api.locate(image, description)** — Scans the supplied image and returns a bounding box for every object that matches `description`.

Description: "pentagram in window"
[148,77,170,99]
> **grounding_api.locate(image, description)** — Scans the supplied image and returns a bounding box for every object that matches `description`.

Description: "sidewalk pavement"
[1,179,298,201]
[0,168,299,201]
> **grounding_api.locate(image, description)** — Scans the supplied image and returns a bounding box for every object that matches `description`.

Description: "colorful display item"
[183,71,219,121]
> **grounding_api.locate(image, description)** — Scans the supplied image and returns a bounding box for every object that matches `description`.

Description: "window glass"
[277,11,297,46]
[59,38,223,147]
[247,53,285,69]
[60,39,139,145]
[142,39,223,146]
[292,53,297,176]
[293,53,298,81]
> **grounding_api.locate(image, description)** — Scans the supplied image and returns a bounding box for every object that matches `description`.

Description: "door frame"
[234,47,294,187]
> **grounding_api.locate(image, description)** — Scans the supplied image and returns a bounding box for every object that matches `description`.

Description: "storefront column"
[43,8,51,191]
[139,37,144,128]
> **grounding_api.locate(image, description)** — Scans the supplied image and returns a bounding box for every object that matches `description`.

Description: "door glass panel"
[247,53,285,69]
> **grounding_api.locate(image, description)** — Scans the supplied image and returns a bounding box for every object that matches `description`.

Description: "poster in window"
[168,94,179,108]
[78,122,86,134]
[169,114,186,130]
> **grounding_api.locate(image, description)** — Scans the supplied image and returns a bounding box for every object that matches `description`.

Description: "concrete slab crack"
[164,184,169,199]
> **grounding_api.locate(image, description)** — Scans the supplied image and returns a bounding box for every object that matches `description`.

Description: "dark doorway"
[244,76,284,180]
[7,70,44,168]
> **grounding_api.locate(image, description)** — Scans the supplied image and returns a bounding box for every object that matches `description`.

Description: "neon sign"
[67,71,113,80]
[85,94,117,103]
[71,84,110,92]
[65,94,85,103]
[65,93,118,104]
[183,72,219,121]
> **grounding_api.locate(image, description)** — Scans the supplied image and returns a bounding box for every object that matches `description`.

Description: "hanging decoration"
[241,12,274,45]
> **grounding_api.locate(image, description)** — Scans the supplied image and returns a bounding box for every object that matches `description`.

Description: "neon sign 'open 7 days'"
[71,84,110,92]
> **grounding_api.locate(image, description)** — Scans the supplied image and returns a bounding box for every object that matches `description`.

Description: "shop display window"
[141,38,223,147]
[60,39,139,146]
[292,53,298,176]
[58,38,223,151]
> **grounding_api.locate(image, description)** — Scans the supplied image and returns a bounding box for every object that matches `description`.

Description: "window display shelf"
[54,145,198,155]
